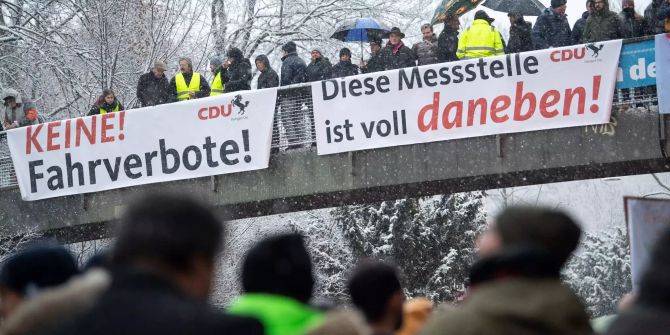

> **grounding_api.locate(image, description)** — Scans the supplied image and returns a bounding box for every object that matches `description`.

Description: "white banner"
[624,197,670,292]
[312,40,622,155]
[8,89,278,201]
[656,33,670,114]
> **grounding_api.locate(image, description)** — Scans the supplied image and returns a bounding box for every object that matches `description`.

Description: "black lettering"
[103,157,122,181]
[349,79,363,97]
[524,56,539,74]
[332,125,344,142]
[29,160,44,193]
[47,166,64,191]
[183,145,202,170]
[376,120,391,137]
[452,65,464,83]
[361,121,376,138]
[399,67,422,90]
[477,58,489,79]
[220,140,240,165]
[423,69,438,87]
[439,67,451,85]
[490,60,505,78]
[145,151,157,177]
[88,159,101,185]
[124,154,143,179]
[363,77,376,95]
[203,136,219,168]
[377,76,390,93]
[160,139,180,173]
[322,80,339,100]
[506,54,513,77]
[65,153,84,187]
[464,64,477,82]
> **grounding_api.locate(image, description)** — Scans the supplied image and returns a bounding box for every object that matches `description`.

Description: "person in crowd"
[332,48,359,78]
[645,0,667,34]
[136,61,171,107]
[348,260,405,335]
[21,102,46,127]
[255,55,279,89]
[169,57,210,101]
[48,193,264,335]
[532,0,572,49]
[506,11,533,53]
[2,89,33,130]
[437,15,460,63]
[420,206,592,335]
[280,41,307,86]
[397,298,433,335]
[573,0,594,44]
[361,36,385,73]
[209,56,225,96]
[380,27,416,70]
[620,0,651,38]
[87,89,124,116]
[457,11,505,59]
[0,243,79,319]
[658,0,670,32]
[306,309,369,335]
[305,49,333,82]
[222,47,252,93]
[605,229,670,335]
[412,23,439,66]
[228,234,324,335]
[582,0,625,42]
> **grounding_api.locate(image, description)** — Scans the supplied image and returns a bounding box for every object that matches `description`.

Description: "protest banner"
[7,89,278,201]
[311,40,622,155]
[656,33,670,114]
[616,38,656,89]
[624,196,670,292]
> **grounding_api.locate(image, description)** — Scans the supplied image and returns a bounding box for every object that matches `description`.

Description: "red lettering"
[561,50,572,61]
[209,106,221,119]
[550,51,561,62]
[574,48,585,60]
[491,96,511,123]
[223,104,232,117]
[101,113,115,143]
[47,121,61,151]
[564,87,586,116]
[514,81,536,121]
[467,98,487,126]
[540,90,561,118]
[198,107,208,120]
[64,119,71,149]
[442,101,463,129]
[76,117,96,146]
[25,124,44,154]
[418,92,440,132]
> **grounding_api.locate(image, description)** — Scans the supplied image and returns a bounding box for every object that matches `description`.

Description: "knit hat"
[0,244,79,297]
[282,41,297,53]
[153,60,167,71]
[339,47,352,58]
[369,35,382,46]
[311,49,322,55]
[474,10,495,23]
[551,0,567,8]
[209,56,223,69]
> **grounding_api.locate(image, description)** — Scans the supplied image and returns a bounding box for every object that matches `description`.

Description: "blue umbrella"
[331,18,391,61]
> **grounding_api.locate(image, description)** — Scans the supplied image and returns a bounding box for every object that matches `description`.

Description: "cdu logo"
[585,43,604,58]
[231,95,250,115]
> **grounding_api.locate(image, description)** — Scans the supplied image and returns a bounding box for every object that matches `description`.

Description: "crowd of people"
[0,193,668,335]
[2,0,669,133]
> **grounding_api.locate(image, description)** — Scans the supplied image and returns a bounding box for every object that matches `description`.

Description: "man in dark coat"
[645,0,667,34]
[280,41,307,86]
[582,0,625,42]
[47,194,264,335]
[255,55,279,89]
[506,12,533,53]
[305,49,332,82]
[136,61,171,107]
[532,0,572,49]
[361,36,385,73]
[412,23,439,66]
[380,27,416,70]
[437,16,460,63]
[654,0,670,32]
[221,47,252,93]
[332,48,359,78]
[572,0,594,44]
[620,0,652,38]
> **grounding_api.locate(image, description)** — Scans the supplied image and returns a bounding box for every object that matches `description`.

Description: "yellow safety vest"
[175,72,201,100]
[99,103,120,115]
[457,19,505,60]
[211,71,225,96]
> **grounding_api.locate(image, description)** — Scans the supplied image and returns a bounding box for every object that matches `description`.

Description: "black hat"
[369,35,382,46]
[474,10,495,23]
[551,0,567,8]
[281,41,297,53]
[340,47,352,57]
[385,27,405,39]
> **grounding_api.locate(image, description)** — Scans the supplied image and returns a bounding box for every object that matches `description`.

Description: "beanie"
[339,48,352,58]
[209,56,223,69]
[282,41,297,53]
[552,0,567,8]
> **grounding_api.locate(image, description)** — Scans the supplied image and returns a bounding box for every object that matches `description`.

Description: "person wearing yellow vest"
[209,56,225,96]
[457,11,505,60]
[168,57,210,101]
[88,89,124,116]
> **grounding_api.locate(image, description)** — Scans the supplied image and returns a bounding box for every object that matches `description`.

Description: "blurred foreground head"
[112,193,223,300]
[0,243,78,318]
[241,233,314,303]
[477,206,581,267]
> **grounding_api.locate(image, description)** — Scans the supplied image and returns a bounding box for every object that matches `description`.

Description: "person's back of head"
[347,260,404,332]
[241,233,314,303]
[282,41,297,55]
[637,228,670,308]
[111,193,223,299]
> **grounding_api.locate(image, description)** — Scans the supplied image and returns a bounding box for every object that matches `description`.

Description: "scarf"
[387,40,405,55]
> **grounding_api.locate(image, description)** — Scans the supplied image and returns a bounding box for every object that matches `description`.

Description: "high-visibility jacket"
[457,19,505,60]
[99,102,120,115]
[175,72,201,100]
[210,71,225,96]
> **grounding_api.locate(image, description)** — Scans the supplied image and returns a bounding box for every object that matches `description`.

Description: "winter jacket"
[48,270,264,335]
[1,89,29,129]
[506,19,533,54]
[659,2,670,32]
[582,5,625,43]
[646,0,669,34]
[572,12,590,44]
[331,60,359,78]
[255,55,279,89]
[532,8,572,49]
[222,48,252,93]
[419,249,592,335]
[228,293,324,335]
[437,25,459,62]
[412,35,439,66]
[87,99,124,116]
[280,52,307,86]
[168,71,211,101]
[620,9,652,38]
[136,72,171,107]
[380,42,416,70]
[457,19,505,59]
[361,52,384,74]
[0,270,111,335]
[305,57,333,82]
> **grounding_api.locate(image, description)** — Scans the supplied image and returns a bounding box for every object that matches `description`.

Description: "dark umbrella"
[431,0,486,24]
[331,18,391,61]
[482,0,546,16]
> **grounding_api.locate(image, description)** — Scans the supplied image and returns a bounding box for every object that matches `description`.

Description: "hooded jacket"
[532,8,572,49]
[255,55,279,89]
[572,11,590,44]
[645,0,668,34]
[437,24,459,62]
[305,56,333,82]
[280,52,307,86]
[620,8,652,38]
[582,0,625,42]
[412,34,439,66]
[506,19,533,54]
[2,89,29,129]
[331,60,359,78]
[222,48,252,93]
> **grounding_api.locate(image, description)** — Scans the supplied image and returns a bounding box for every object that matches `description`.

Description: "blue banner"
[616,39,656,89]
